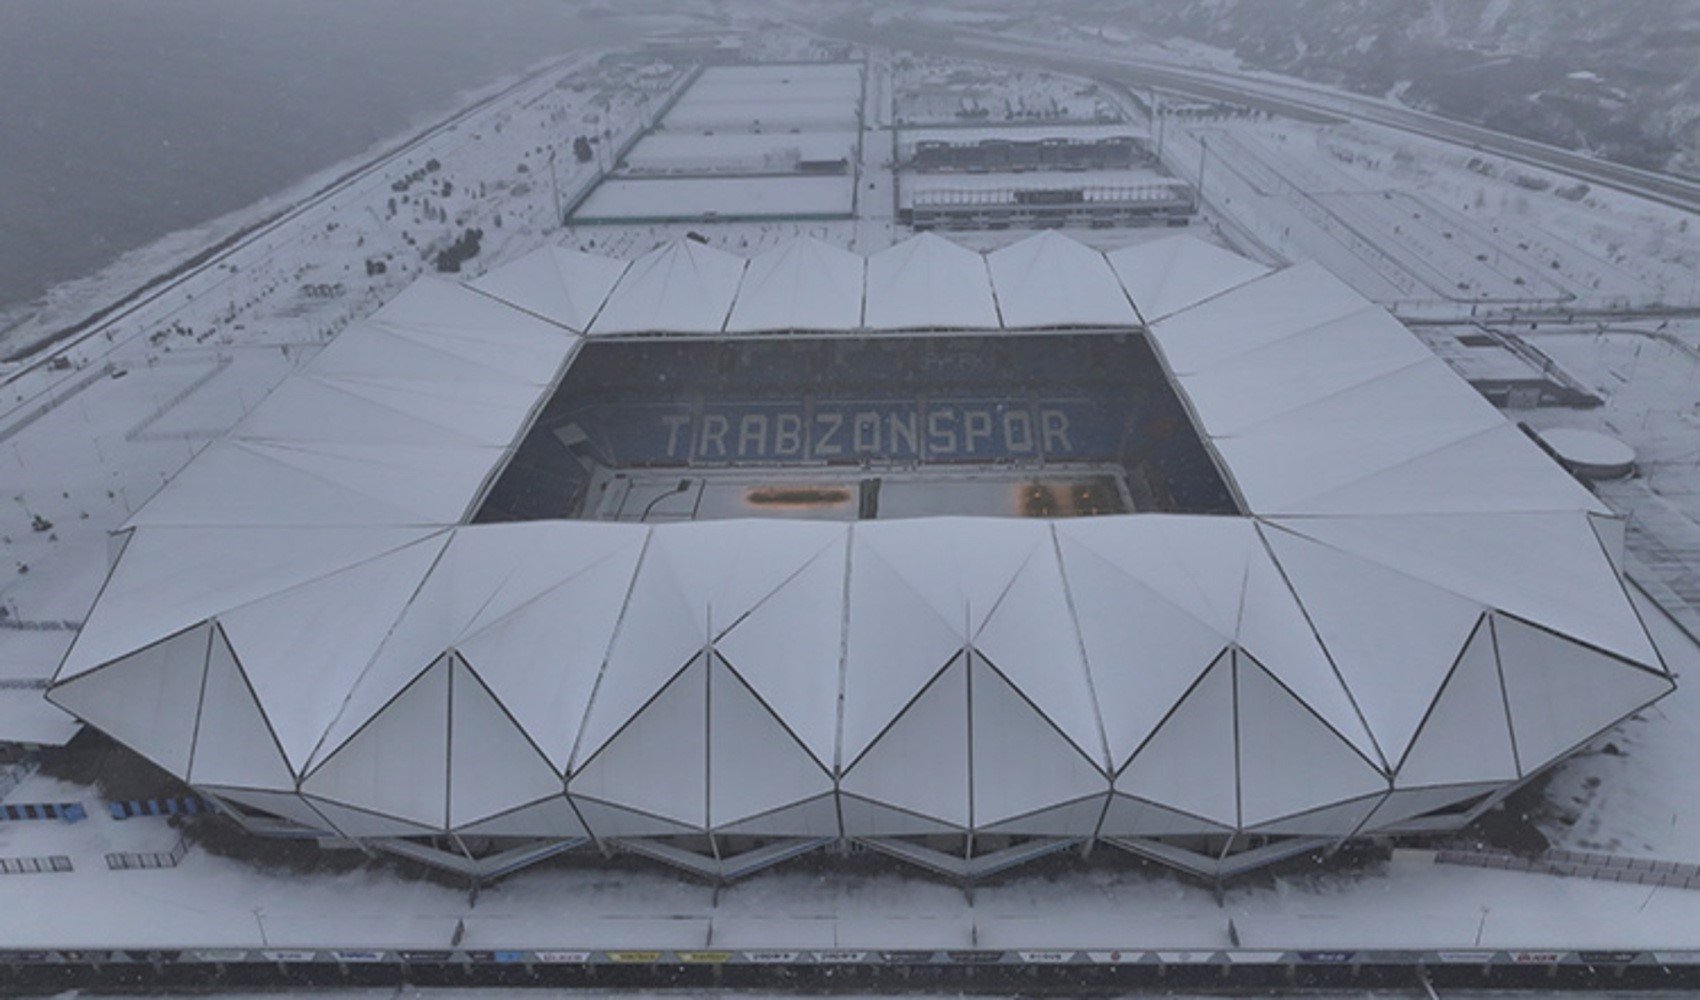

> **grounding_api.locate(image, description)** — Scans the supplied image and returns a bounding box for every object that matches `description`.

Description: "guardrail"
[107,797,209,820]
[106,835,189,871]
[0,855,71,875]
[0,802,85,823]
[1435,846,1700,889]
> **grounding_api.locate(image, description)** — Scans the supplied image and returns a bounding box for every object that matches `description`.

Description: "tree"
[573,135,594,163]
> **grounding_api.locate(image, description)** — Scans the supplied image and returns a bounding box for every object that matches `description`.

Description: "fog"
[0,0,631,312]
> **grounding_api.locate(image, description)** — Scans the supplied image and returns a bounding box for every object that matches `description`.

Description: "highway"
[835,18,1700,216]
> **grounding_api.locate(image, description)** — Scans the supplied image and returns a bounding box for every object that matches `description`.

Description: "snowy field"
[1158,119,1700,315]
[13,748,1700,955]
[622,130,858,173]
[570,60,866,221]
[4,24,1700,963]
[574,176,854,222]
[0,51,692,738]
[893,59,1116,126]
[663,64,862,131]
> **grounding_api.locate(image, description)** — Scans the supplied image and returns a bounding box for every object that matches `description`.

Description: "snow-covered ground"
[622,129,859,174]
[10,748,1700,953]
[575,175,854,222]
[5,21,1700,957]
[1146,116,1700,316]
[664,64,862,131]
[0,49,692,738]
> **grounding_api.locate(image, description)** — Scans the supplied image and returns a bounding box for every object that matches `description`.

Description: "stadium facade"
[46,232,1695,882]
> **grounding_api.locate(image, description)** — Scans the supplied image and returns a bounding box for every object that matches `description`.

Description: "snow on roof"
[725,236,864,331]
[864,232,1001,330]
[1146,262,1608,518]
[1106,234,1272,322]
[468,246,629,332]
[589,239,747,335]
[987,231,1139,328]
[43,232,1692,877]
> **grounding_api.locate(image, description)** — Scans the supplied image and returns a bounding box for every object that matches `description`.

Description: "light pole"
[1198,134,1209,201]
[548,148,562,228]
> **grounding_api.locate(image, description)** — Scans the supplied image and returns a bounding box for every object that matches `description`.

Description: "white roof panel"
[1056,528,1229,768]
[126,441,436,529]
[969,660,1105,829]
[1105,234,1270,322]
[986,232,1138,328]
[1237,551,1381,765]
[447,659,566,828]
[58,526,441,682]
[1262,524,1484,762]
[188,628,295,790]
[49,624,209,776]
[1115,651,1238,829]
[571,656,708,829]
[1148,262,1368,373]
[841,535,966,764]
[470,246,629,332]
[725,236,864,331]
[841,656,970,828]
[1235,656,1386,827]
[1395,621,1519,787]
[1276,512,1662,669]
[708,658,832,829]
[973,536,1104,763]
[864,233,999,330]
[302,656,449,831]
[714,538,846,768]
[1494,616,1672,773]
[222,534,450,772]
[368,276,578,345]
[589,239,746,335]
[456,547,637,774]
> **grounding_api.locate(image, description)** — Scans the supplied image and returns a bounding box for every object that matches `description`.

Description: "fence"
[0,802,85,823]
[0,855,72,875]
[106,835,190,871]
[108,796,210,820]
[1435,846,1700,889]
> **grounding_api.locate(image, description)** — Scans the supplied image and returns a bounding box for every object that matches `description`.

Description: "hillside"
[1072,0,1700,175]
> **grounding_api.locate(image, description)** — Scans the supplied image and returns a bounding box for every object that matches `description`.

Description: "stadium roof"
[44,232,1694,876]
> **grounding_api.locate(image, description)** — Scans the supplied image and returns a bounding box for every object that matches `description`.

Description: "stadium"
[44,231,1692,883]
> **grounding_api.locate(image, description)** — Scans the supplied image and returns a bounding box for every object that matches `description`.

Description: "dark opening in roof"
[472,331,1239,524]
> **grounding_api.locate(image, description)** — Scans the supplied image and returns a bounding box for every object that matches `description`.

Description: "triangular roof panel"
[969,660,1105,829]
[1115,651,1238,829]
[58,526,440,682]
[589,240,746,335]
[301,656,450,831]
[725,236,865,332]
[1494,615,1672,774]
[1396,620,1519,788]
[470,245,629,332]
[189,626,295,789]
[50,624,210,777]
[1275,512,1662,668]
[841,656,970,829]
[448,659,565,828]
[987,232,1138,328]
[1105,234,1271,323]
[708,659,833,829]
[571,655,708,829]
[864,233,999,330]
